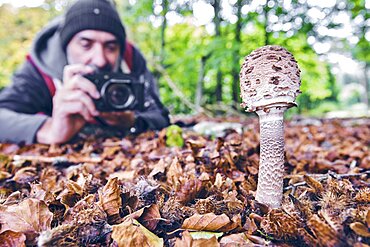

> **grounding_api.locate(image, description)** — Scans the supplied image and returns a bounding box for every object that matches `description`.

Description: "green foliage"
[0,5,57,88]
[1,0,367,116]
[165,125,184,147]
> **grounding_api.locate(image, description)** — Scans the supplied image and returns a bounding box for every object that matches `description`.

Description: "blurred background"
[0,0,369,118]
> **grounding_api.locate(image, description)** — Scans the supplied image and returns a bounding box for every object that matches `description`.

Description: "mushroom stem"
[255,105,287,208]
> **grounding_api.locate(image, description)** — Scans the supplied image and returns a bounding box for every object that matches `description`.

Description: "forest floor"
[0,115,369,246]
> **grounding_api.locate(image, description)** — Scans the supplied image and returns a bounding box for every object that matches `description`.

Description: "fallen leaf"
[0,198,53,243]
[0,230,26,247]
[182,213,231,232]
[174,230,220,247]
[99,177,122,224]
[304,174,324,194]
[176,179,203,204]
[0,171,11,181]
[12,167,37,184]
[111,219,163,247]
[350,222,370,238]
[138,204,161,231]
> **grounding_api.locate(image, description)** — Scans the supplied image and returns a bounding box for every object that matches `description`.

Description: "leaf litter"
[0,116,369,246]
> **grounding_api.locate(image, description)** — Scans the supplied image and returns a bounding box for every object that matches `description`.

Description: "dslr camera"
[84,73,144,112]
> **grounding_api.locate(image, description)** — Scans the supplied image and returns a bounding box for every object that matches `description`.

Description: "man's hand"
[99,111,135,130]
[37,64,100,144]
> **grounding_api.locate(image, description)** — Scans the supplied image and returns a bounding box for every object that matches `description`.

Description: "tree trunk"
[195,55,209,111]
[362,62,369,108]
[160,0,168,66]
[231,0,242,107]
[212,0,223,102]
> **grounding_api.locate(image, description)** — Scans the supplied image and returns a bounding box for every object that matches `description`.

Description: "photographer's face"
[66,30,120,72]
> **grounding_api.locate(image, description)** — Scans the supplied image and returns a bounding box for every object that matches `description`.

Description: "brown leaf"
[123,204,161,231]
[2,191,22,206]
[99,177,122,224]
[0,230,26,247]
[12,167,37,184]
[218,214,241,232]
[176,179,203,204]
[350,222,370,238]
[167,157,183,189]
[182,213,231,232]
[242,217,258,234]
[111,219,163,247]
[174,231,220,247]
[0,171,11,181]
[148,158,167,178]
[307,214,343,247]
[0,198,53,243]
[57,180,83,209]
[138,204,161,231]
[303,174,324,194]
[39,167,60,193]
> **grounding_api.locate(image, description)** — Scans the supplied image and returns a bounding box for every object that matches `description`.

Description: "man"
[0,0,170,144]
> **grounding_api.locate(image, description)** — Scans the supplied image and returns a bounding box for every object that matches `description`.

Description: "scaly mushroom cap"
[240,45,301,112]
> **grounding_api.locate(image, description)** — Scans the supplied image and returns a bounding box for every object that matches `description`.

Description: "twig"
[12,155,102,164]
[284,170,370,191]
[151,62,213,117]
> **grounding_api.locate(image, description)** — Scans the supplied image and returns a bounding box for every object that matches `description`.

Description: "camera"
[84,73,144,112]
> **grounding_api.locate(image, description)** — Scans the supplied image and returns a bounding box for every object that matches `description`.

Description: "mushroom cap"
[239,45,301,112]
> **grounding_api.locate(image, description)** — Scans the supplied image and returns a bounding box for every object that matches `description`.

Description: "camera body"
[84,73,144,112]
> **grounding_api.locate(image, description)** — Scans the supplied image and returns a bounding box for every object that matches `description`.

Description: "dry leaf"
[123,204,161,231]
[0,171,11,180]
[0,230,26,247]
[138,204,161,231]
[111,219,163,247]
[174,230,220,247]
[176,179,203,204]
[57,180,83,209]
[167,157,183,189]
[350,222,370,238]
[99,177,122,224]
[303,174,324,194]
[0,198,53,243]
[307,214,343,247]
[12,167,37,184]
[182,213,231,232]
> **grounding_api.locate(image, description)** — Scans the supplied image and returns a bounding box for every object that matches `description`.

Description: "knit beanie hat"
[60,0,126,51]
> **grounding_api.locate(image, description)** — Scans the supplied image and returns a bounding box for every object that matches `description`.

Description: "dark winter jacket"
[0,17,170,144]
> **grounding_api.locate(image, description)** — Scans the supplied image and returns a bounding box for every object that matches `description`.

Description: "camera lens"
[105,83,134,109]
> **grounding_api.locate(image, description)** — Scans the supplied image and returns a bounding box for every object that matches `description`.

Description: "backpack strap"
[26,55,56,97]
[123,41,134,71]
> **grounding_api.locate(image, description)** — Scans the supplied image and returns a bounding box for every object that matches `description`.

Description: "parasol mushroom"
[239,45,301,208]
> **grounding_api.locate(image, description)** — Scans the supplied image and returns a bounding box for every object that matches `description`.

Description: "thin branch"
[12,154,102,164]
[151,62,213,117]
[284,170,370,191]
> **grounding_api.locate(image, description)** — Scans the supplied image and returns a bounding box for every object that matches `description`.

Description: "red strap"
[123,41,134,71]
[27,55,56,97]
